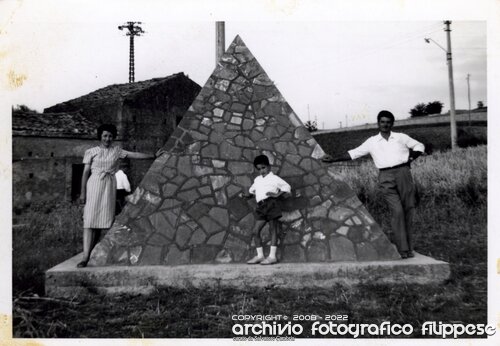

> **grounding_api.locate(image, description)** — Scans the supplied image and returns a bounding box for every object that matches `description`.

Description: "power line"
[118,21,145,83]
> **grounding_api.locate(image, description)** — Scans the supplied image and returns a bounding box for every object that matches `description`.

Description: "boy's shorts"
[255,198,282,221]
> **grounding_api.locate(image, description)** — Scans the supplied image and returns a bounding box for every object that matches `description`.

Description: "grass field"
[12,146,487,338]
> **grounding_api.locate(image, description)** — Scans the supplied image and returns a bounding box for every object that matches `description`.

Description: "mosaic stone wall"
[90,35,400,266]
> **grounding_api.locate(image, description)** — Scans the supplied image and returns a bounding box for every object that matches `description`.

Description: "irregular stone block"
[139,245,163,265]
[280,244,306,262]
[347,226,365,243]
[329,236,356,261]
[176,225,193,248]
[224,235,249,262]
[228,162,254,175]
[329,207,355,221]
[355,242,379,261]
[129,246,142,265]
[207,231,226,245]
[210,175,231,190]
[220,141,242,160]
[159,198,182,210]
[190,245,220,264]
[215,249,233,263]
[215,190,228,205]
[190,228,206,245]
[209,207,229,227]
[307,240,328,262]
[164,246,190,266]
[149,212,174,238]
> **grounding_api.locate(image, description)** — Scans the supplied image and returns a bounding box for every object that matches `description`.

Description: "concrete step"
[46,253,450,298]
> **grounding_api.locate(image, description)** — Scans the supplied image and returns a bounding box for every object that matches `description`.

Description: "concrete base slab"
[46,252,450,298]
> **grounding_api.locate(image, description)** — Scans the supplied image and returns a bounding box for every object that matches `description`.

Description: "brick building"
[12,110,100,209]
[13,73,201,208]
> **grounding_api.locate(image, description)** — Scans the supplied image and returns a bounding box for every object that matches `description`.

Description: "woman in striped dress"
[78,124,155,268]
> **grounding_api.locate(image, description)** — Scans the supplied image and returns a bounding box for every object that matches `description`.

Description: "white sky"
[1,1,488,129]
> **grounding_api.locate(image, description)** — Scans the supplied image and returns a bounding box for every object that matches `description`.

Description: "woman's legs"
[78,228,104,267]
[78,228,93,267]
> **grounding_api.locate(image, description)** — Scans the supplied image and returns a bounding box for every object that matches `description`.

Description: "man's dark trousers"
[378,165,417,254]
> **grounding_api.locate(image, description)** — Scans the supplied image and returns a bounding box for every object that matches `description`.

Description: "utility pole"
[345,115,348,128]
[467,74,471,127]
[216,22,225,65]
[118,22,145,83]
[444,20,457,150]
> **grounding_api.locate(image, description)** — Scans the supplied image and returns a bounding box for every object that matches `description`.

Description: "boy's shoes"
[247,256,265,264]
[260,257,278,265]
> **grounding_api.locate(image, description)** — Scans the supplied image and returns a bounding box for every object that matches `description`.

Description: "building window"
[51,152,54,157]
[29,173,33,178]
[28,152,32,157]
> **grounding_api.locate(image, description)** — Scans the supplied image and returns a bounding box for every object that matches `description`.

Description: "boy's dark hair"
[377,110,395,124]
[97,124,118,140]
[253,154,270,167]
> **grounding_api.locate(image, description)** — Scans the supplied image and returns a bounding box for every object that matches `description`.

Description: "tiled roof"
[12,111,97,138]
[45,73,187,111]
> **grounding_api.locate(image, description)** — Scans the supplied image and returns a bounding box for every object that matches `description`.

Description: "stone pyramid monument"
[90,36,400,266]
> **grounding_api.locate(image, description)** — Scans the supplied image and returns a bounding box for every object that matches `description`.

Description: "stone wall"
[89,36,400,266]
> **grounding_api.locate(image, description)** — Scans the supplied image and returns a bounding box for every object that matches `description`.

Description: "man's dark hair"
[253,154,270,167]
[97,124,118,140]
[377,110,395,124]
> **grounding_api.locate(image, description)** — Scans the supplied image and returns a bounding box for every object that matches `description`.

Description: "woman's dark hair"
[253,154,270,167]
[377,110,395,124]
[97,124,117,140]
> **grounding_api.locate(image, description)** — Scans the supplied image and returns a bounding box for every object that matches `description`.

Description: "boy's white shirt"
[249,172,291,203]
[115,169,131,192]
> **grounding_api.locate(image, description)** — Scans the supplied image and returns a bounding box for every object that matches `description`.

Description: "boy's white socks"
[269,246,277,259]
[256,247,264,258]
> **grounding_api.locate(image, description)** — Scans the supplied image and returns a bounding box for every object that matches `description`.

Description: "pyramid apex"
[230,35,246,47]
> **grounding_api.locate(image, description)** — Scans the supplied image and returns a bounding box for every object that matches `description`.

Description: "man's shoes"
[406,251,415,258]
[77,260,89,268]
[260,257,278,265]
[247,256,265,264]
[399,252,408,259]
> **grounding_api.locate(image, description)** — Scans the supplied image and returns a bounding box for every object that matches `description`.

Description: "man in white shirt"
[322,110,425,259]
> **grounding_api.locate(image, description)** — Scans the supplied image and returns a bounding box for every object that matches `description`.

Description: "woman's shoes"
[77,259,89,268]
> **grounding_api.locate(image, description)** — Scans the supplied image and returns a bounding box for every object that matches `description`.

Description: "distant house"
[44,73,201,154]
[12,110,100,208]
[13,73,201,208]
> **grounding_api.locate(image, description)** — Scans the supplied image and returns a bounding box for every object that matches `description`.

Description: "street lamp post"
[424,20,457,150]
